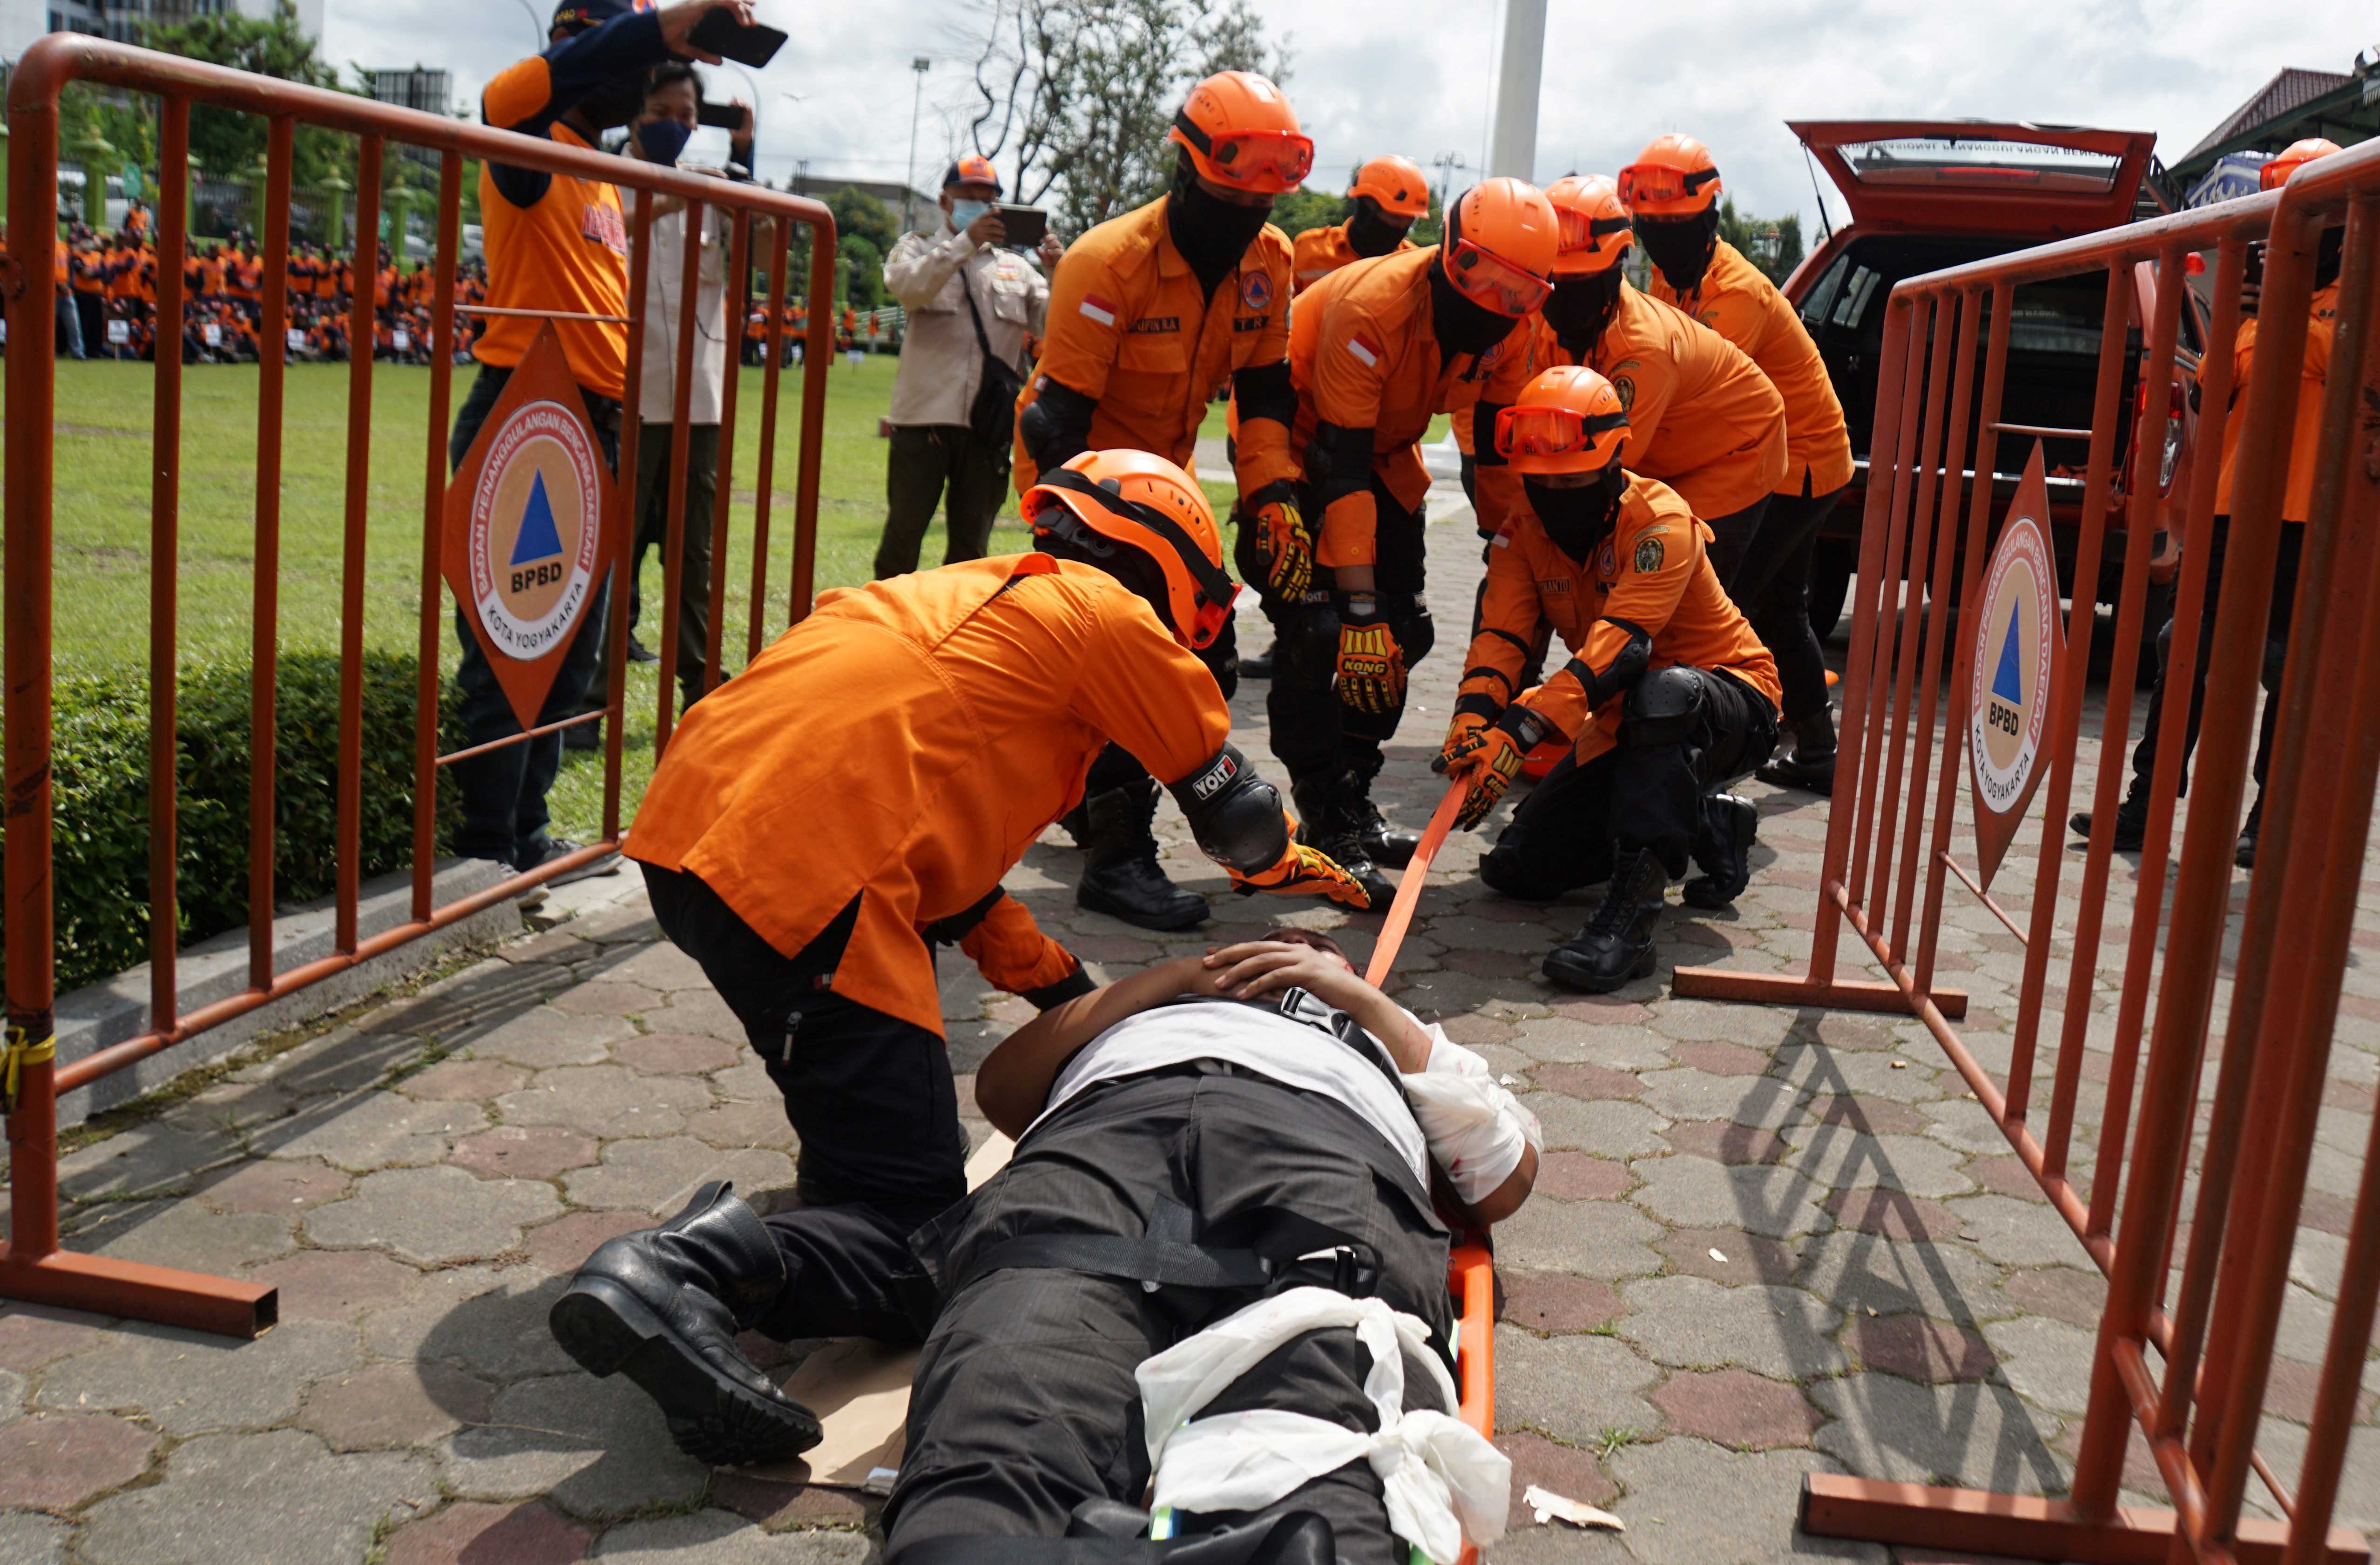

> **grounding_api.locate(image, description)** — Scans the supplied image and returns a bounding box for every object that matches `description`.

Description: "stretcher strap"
[1364,783,1467,987]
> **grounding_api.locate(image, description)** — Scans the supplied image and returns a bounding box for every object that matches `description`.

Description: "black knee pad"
[1619,666,1710,749]
[1273,601,1341,682]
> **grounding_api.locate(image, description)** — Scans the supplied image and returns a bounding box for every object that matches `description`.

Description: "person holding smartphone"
[876,156,1065,579]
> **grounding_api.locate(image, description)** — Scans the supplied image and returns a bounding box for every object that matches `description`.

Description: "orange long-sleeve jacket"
[1288,246,1539,566]
[1012,195,1296,499]
[1648,240,1853,498]
[626,554,1233,1035]
[2214,279,2338,524]
[1464,475,1780,764]
[1290,220,1410,294]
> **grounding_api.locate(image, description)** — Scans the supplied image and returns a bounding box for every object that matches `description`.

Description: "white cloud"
[320,0,2379,232]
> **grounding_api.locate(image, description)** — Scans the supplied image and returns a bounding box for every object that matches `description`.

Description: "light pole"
[1432,152,1467,216]
[903,57,929,236]
[513,0,545,51]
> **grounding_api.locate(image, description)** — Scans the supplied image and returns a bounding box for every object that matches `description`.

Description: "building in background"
[4,0,324,57]
[2174,53,2380,204]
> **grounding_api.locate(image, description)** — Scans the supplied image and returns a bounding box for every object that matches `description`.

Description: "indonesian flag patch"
[1078,294,1119,327]
[1344,331,1382,368]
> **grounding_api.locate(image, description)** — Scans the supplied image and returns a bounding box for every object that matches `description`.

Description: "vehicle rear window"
[1832,137,2124,197]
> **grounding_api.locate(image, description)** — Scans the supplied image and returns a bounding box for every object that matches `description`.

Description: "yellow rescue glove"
[1433,705,1559,830]
[1439,707,1494,772]
[1334,598,1404,715]
[1246,487,1313,603]
[1232,835,1373,911]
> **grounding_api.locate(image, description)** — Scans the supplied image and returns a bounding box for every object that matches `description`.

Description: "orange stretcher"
[1365,782,1496,1565]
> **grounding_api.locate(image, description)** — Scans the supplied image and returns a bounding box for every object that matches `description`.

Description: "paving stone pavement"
[2,499,2375,1563]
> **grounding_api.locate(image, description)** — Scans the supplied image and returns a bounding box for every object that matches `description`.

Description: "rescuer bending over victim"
[1443,366,1782,994]
[879,930,1539,1564]
[547,451,1370,1469]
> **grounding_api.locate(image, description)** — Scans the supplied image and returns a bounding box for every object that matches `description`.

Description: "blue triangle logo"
[510,469,565,566]
[1991,600,2027,706]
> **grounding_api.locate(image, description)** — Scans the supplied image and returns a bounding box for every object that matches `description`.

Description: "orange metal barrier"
[1,35,839,1338]
[1676,141,2380,1565]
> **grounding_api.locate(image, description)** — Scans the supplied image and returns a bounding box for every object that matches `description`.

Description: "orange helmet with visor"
[1023,450,1238,649]
[1168,72,1314,195]
[1618,134,1723,216]
[1441,177,1559,317]
[1495,365,1631,476]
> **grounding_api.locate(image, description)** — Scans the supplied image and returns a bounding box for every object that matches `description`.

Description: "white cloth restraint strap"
[1136,1287,1510,1563]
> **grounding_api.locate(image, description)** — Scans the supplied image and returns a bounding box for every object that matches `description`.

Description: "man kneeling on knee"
[1439,365,1781,993]
[884,929,1537,1563]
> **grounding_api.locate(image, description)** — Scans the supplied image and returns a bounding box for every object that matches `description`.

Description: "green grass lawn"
[3,353,1037,844]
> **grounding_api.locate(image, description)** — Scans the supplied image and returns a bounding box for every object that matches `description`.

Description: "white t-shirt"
[1034,997,1439,1185]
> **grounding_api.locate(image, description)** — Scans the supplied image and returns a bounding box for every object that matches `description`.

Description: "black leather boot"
[1344,750,1420,869]
[1543,849,1668,993]
[1055,803,1091,850]
[2235,792,2261,869]
[1756,708,1837,795]
[2069,792,2150,852]
[1292,775,1395,910]
[548,1181,821,1467]
[1076,782,1208,931]
[1238,647,1274,680]
[1684,792,1758,909]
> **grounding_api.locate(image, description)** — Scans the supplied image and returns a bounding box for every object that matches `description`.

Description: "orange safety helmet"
[2261,137,2345,191]
[1544,174,1633,277]
[1495,365,1631,476]
[1023,450,1238,649]
[1348,155,1430,220]
[1169,71,1314,195]
[1441,177,1559,317]
[1618,134,1723,216]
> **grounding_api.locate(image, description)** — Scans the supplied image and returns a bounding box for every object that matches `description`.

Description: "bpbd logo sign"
[1967,445,2063,889]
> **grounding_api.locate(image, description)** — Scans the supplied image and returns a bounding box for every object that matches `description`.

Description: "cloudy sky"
[321,0,2378,235]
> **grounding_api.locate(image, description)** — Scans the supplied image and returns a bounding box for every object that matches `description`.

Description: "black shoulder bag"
[960,263,1027,467]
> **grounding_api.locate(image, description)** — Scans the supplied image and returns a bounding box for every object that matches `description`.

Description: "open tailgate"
[1791,120,2157,238]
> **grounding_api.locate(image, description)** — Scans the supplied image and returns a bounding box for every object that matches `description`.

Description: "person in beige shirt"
[874,156,1062,577]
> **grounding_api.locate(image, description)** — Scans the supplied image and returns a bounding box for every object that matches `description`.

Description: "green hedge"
[1,650,460,997]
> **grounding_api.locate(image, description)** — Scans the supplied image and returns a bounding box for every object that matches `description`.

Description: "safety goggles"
[1444,238,1554,317]
[1616,163,1721,210]
[1555,206,1632,257]
[1495,404,1629,462]
[1172,113,1315,192]
[1033,469,1239,648]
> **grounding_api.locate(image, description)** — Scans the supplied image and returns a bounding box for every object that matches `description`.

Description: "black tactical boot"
[548,1181,820,1467]
[1683,792,1758,909]
[1756,708,1837,795]
[1543,849,1668,993]
[2235,792,2261,869]
[2069,792,2150,852]
[1292,775,1396,911]
[1055,803,1092,849]
[1345,750,1420,869]
[1238,647,1274,680]
[1076,782,1208,931]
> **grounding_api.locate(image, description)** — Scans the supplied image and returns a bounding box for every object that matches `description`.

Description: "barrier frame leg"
[1799,1476,2369,1565]
[0,1247,276,1339]
[1669,967,1969,1020]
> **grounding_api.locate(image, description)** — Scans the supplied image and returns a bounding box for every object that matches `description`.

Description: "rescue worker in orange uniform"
[1014,69,1312,930]
[1630,135,1855,794]
[1442,366,1780,992]
[2072,136,2344,870]
[1271,177,1557,904]
[1291,154,1429,292]
[553,449,1367,1467]
[1237,155,1431,683]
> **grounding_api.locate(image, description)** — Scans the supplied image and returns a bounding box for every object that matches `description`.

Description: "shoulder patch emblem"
[1241,271,1273,310]
[1633,533,1665,574]
[1613,374,1636,412]
[1595,539,1616,579]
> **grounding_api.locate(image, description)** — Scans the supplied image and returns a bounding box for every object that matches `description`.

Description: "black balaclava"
[2317,224,2347,289]
[1430,261,1520,358]
[1542,268,1625,358]
[1524,466,1629,565]
[1636,208,1720,294]
[1168,150,1274,298]
[1346,196,1410,258]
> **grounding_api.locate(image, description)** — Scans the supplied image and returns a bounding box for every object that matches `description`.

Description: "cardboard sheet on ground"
[738,1131,1013,1488]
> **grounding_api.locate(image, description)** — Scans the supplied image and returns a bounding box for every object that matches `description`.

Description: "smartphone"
[696,101,745,131]
[687,8,786,68]
[994,203,1047,250]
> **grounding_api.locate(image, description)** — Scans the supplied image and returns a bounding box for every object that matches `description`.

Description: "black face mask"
[1542,270,1624,357]
[1168,155,1273,297]
[1428,260,1520,360]
[1346,198,1409,259]
[1636,209,1719,294]
[1524,468,1629,564]
[575,73,646,132]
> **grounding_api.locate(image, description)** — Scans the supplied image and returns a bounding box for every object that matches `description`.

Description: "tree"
[139,0,352,190]
[958,0,1292,236]
[1716,197,1805,285]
